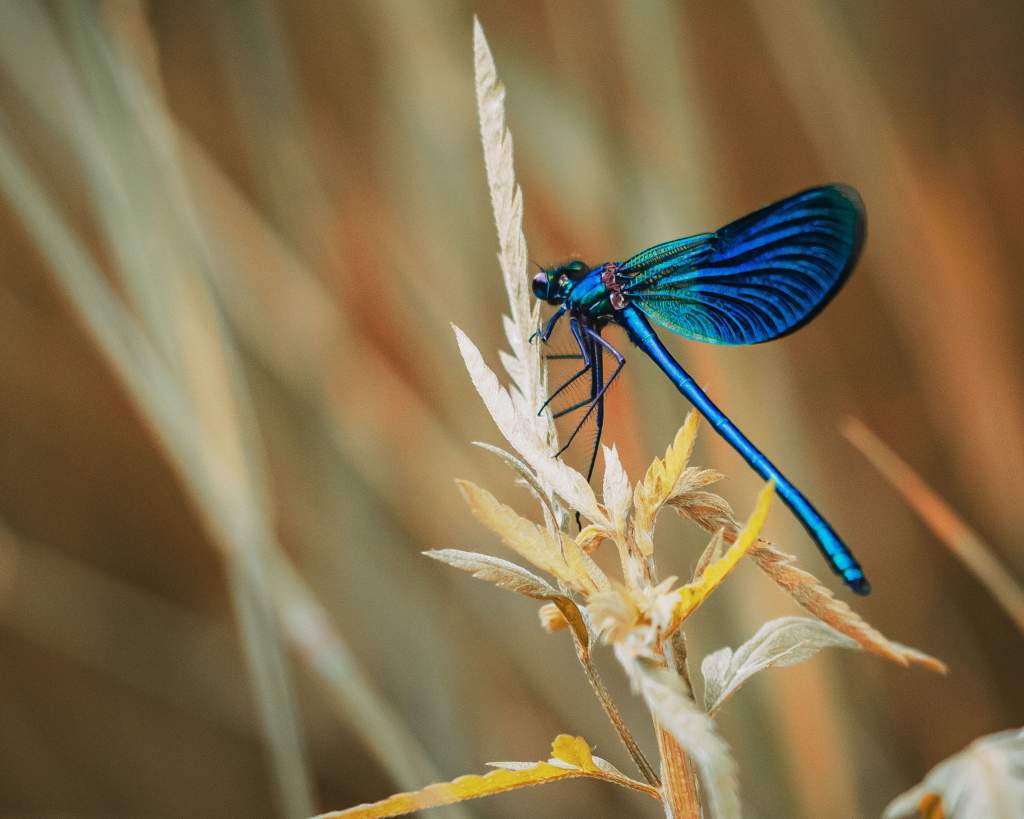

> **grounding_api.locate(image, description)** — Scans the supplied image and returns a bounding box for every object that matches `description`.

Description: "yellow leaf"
[321,763,578,818]
[551,734,596,771]
[669,481,774,629]
[633,412,699,556]
[319,735,660,817]
[559,531,610,594]
[457,479,603,596]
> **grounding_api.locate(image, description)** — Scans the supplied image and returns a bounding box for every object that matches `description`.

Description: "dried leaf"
[750,540,947,674]
[561,533,612,594]
[575,524,608,554]
[473,19,545,420]
[617,650,740,819]
[667,489,737,536]
[318,733,660,817]
[633,411,700,556]
[424,549,560,599]
[669,482,774,630]
[674,466,727,494]
[883,728,1024,819]
[454,327,606,526]
[602,444,631,530]
[472,441,561,528]
[588,587,641,644]
[701,616,860,715]
[456,479,606,596]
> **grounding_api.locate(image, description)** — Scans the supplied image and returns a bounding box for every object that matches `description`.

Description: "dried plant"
[320,19,944,819]
[884,729,1024,819]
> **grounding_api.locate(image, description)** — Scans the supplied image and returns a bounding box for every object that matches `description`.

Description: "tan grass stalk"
[844,417,1024,637]
[0,7,458,812]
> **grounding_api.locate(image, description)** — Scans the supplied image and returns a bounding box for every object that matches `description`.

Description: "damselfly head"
[532,259,590,305]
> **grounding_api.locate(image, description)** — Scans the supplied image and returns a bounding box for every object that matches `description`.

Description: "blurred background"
[1,1,1022,817]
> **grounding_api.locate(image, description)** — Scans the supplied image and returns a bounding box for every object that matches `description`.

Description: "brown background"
[1,2,1022,817]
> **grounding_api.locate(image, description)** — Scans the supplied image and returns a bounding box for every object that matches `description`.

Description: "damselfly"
[532,185,869,594]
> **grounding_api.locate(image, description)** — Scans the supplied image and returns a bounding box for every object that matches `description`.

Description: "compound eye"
[565,260,589,280]
[532,272,549,300]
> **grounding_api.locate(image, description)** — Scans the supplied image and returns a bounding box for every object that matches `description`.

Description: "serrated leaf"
[425,545,589,652]
[883,728,1024,819]
[669,482,946,674]
[456,479,606,596]
[668,489,737,536]
[602,444,631,530]
[749,540,947,674]
[632,411,700,556]
[424,549,560,599]
[701,616,860,714]
[453,327,606,526]
[472,441,561,528]
[668,481,774,630]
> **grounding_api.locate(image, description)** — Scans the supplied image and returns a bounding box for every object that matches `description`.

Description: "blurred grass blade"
[0,97,316,819]
[844,418,1024,637]
[0,7,459,808]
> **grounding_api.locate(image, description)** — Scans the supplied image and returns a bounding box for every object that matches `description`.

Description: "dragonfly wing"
[621,185,865,344]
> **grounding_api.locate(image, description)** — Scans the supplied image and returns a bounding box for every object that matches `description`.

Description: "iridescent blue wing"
[620,185,865,344]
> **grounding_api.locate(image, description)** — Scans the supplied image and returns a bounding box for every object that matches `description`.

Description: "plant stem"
[656,723,702,818]
[657,630,701,817]
[570,630,661,787]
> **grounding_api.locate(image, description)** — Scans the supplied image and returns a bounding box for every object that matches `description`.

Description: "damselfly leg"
[553,325,625,484]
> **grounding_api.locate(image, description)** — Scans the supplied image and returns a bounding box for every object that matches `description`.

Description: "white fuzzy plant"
[321,19,947,819]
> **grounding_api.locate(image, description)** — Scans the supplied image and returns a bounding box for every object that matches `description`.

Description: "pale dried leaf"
[632,411,700,556]
[668,489,737,535]
[575,524,608,555]
[472,441,561,528]
[559,532,611,594]
[588,588,641,644]
[427,536,589,653]
[602,444,631,530]
[424,549,559,600]
[674,466,727,493]
[456,479,605,596]
[457,479,562,578]
[883,728,1024,819]
[750,540,947,673]
[701,616,860,715]
[617,649,740,819]
[453,327,605,526]
[473,20,538,402]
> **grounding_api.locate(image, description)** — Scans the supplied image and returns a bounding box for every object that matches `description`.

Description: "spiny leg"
[555,328,625,458]
[536,315,593,413]
[584,339,605,484]
[539,363,591,416]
